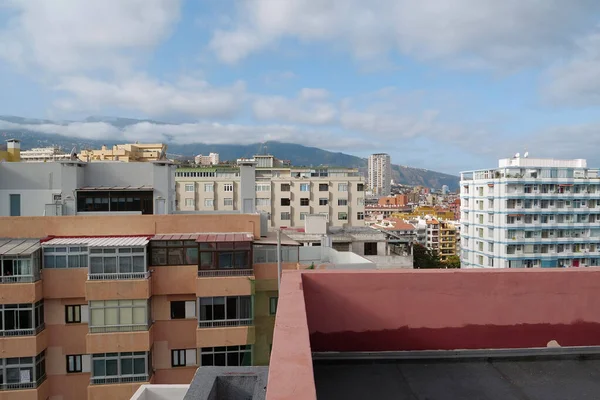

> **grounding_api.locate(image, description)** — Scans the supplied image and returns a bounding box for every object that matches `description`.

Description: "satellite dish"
[515,152,520,158]
[524,151,529,158]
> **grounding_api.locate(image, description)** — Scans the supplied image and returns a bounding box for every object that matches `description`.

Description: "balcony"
[197,269,253,278]
[85,276,151,301]
[0,280,42,303]
[196,324,255,348]
[198,319,253,329]
[87,375,154,400]
[0,375,46,392]
[0,327,47,358]
[90,375,151,385]
[88,271,150,280]
[87,325,153,353]
[196,274,254,297]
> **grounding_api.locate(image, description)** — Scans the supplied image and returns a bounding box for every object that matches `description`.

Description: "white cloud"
[210,0,600,69]
[0,0,181,73]
[54,75,246,119]
[252,89,336,125]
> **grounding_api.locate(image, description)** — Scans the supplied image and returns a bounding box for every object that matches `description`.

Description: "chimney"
[236,158,257,214]
[6,139,20,162]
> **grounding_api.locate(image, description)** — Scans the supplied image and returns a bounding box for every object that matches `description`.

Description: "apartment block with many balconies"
[461,156,600,268]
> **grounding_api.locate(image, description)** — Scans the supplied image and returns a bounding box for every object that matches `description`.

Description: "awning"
[43,236,150,247]
[77,185,153,191]
[151,233,254,242]
[0,239,41,256]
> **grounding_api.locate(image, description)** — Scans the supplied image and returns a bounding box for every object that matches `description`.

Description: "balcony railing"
[197,269,254,278]
[0,275,38,284]
[0,324,45,337]
[89,323,151,334]
[198,319,253,328]
[90,374,150,385]
[0,375,46,391]
[88,271,150,280]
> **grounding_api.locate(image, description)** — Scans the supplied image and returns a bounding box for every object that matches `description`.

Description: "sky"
[1,1,600,174]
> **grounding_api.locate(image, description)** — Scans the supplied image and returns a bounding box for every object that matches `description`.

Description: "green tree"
[413,244,442,269]
[443,255,461,269]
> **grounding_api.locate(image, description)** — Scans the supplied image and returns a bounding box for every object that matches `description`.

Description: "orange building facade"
[0,214,291,400]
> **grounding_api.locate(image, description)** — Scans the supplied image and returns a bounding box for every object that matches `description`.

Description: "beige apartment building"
[175,155,366,228]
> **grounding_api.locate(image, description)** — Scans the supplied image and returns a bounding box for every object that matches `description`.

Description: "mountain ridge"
[0,115,459,190]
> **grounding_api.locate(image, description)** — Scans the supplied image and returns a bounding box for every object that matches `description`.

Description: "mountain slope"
[0,116,459,190]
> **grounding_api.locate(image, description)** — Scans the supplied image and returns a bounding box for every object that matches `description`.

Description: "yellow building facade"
[78,143,166,162]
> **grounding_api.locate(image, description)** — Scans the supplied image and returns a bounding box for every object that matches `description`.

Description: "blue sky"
[1,1,600,174]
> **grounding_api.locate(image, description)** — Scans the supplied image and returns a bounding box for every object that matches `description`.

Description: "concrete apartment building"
[0,138,21,162]
[0,213,373,400]
[175,155,366,229]
[194,153,219,166]
[19,147,72,162]
[78,144,166,163]
[0,160,176,217]
[367,153,391,196]
[461,156,600,268]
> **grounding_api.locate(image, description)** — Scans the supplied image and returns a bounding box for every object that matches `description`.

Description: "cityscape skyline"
[1,1,600,174]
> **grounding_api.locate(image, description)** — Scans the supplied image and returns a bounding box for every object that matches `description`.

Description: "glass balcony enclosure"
[0,239,41,283]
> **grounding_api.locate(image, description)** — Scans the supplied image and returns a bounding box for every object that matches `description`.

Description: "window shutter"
[82,355,91,373]
[185,349,197,366]
[81,305,89,323]
[185,301,196,318]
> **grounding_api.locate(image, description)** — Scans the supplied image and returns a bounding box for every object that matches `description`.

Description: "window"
[9,194,21,216]
[280,198,290,206]
[170,301,196,319]
[269,297,278,315]
[488,257,494,267]
[0,301,44,336]
[224,198,233,206]
[255,198,270,207]
[89,300,149,333]
[300,198,309,206]
[200,345,252,367]
[67,355,83,373]
[185,184,194,192]
[89,247,146,278]
[338,183,348,192]
[357,183,364,191]
[338,199,348,206]
[338,212,348,221]
[281,212,291,221]
[364,242,378,256]
[150,240,198,266]
[319,184,328,191]
[319,198,328,206]
[91,352,150,385]
[184,198,194,207]
[198,296,252,328]
[255,184,270,192]
[1,253,40,283]
[204,184,214,192]
[280,183,290,192]
[253,245,299,264]
[223,184,233,192]
[488,242,494,252]
[0,351,46,389]
[488,214,494,223]
[77,191,153,214]
[172,349,197,367]
[478,255,484,265]
[300,183,310,192]
[300,212,308,221]
[43,246,88,269]
[357,212,364,220]
[204,199,214,207]
[65,305,85,324]
[357,197,364,206]
[198,241,251,271]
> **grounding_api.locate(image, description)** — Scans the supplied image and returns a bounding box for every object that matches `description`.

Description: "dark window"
[66,305,81,323]
[170,301,185,319]
[319,198,328,206]
[198,242,251,271]
[300,198,309,206]
[357,183,364,191]
[199,296,252,327]
[364,242,378,256]
[150,240,198,266]
[280,198,290,206]
[319,184,328,191]
[357,212,365,220]
[171,349,186,367]
[67,355,82,373]
[77,191,153,214]
[9,194,21,216]
[280,184,290,192]
[269,297,278,315]
[200,345,252,367]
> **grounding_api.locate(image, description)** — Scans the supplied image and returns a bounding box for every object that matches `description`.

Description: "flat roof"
[253,231,300,246]
[152,233,254,242]
[43,236,150,247]
[313,356,600,400]
[0,239,40,256]
[77,185,153,191]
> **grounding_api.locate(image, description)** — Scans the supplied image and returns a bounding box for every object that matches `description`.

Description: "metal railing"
[90,374,150,385]
[197,269,253,277]
[0,323,45,337]
[0,375,46,391]
[88,271,150,280]
[0,275,37,284]
[89,323,150,334]
[198,319,253,328]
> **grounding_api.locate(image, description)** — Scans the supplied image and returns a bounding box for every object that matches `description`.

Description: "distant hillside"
[0,115,459,190]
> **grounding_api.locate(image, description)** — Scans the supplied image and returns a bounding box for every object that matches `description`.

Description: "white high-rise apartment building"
[194,153,219,166]
[460,156,600,268]
[368,153,391,196]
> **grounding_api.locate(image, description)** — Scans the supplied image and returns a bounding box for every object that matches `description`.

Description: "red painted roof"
[151,233,253,242]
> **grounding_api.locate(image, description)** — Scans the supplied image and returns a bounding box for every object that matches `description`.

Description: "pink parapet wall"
[301,268,600,352]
